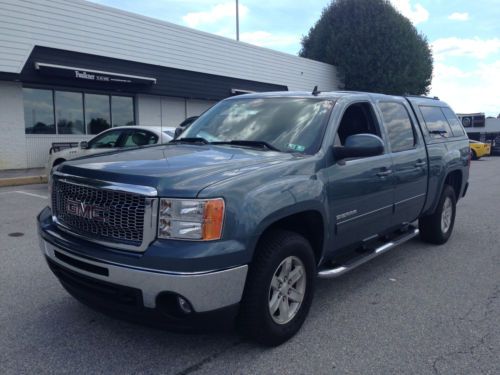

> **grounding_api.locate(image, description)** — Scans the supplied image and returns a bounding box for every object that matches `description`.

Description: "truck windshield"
[179,97,335,154]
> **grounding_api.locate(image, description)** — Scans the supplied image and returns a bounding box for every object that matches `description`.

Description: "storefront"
[0,0,340,170]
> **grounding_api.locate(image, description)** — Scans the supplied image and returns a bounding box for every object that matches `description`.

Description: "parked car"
[46,126,176,170]
[38,91,469,346]
[469,140,491,160]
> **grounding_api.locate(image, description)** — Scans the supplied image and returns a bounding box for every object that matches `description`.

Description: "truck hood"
[58,144,295,197]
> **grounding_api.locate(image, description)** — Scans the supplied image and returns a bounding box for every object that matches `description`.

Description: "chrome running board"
[318,227,419,279]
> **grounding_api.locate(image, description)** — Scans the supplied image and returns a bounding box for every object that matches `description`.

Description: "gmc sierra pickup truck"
[38,91,470,346]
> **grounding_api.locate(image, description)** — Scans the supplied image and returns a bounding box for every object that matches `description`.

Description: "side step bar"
[318,227,419,279]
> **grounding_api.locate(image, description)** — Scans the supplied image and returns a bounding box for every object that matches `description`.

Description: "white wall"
[0,0,339,91]
[161,97,186,128]
[0,81,27,170]
[186,100,217,118]
[136,95,162,126]
[26,134,92,168]
[137,95,215,129]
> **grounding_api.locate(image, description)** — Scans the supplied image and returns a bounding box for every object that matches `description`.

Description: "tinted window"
[419,106,452,138]
[182,98,334,154]
[123,130,158,147]
[441,107,465,136]
[55,91,84,134]
[85,94,111,134]
[379,102,415,152]
[112,96,135,127]
[88,130,122,149]
[23,88,55,134]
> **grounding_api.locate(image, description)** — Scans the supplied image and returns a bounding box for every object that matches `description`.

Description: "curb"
[0,175,48,187]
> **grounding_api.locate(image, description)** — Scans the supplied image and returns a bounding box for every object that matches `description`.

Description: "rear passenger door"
[376,100,428,226]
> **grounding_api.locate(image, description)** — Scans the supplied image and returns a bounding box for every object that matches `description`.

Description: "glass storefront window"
[23,88,55,134]
[112,96,135,126]
[55,91,85,134]
[23,88,134,135]
[85,94,111,134]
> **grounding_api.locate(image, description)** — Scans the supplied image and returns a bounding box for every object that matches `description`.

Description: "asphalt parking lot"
[1,158,499,375]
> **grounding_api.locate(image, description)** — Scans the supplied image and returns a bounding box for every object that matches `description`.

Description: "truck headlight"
[158,198,225,240]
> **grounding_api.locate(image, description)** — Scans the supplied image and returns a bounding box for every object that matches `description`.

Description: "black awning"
[34,62,157,85]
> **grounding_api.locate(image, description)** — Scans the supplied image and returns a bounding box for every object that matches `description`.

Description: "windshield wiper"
[429,130,448,137]
[212,140,281,152]
[170,137,209,145]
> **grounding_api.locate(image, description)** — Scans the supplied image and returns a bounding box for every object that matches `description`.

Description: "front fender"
[236,175,328,259]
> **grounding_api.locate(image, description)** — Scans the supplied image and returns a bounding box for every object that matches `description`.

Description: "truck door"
[325,99,395,251]
[375,100,428,226]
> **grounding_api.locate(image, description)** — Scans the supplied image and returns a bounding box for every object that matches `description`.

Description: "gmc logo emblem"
[66,199,107,222]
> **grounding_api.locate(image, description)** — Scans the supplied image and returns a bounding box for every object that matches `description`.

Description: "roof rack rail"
[405,94,440,100]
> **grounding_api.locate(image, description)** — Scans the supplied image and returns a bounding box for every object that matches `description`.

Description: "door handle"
[415,161,426,167]
[376,169,392,177]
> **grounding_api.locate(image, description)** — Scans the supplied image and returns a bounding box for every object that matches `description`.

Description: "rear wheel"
[419,185,457,244]
[237,229,316,346]
[471,150,478,160]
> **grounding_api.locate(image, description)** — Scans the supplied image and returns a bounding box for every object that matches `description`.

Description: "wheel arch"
[252,209,326,266]
[52,158,66,167]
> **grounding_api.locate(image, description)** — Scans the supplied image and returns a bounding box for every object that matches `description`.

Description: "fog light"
[177,296,193,314]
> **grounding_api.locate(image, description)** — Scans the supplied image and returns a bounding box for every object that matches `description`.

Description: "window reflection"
[85,94,111,134]
[182,98,334,154]
[23,88,55,134]
[379,102,415,152]
[112,96,135,126]
[55,91,84,134]
[23,88,134,135]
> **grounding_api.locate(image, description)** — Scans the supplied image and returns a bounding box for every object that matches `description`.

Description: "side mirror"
[333,134,384,160]
[80,141,89,149]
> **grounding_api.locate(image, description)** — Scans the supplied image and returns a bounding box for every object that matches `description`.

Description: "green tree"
[300,0,433,95]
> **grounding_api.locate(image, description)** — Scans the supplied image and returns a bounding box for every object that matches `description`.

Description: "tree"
[300,0,433,95]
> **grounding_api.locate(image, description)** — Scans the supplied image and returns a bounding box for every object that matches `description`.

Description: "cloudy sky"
[89,0,499,116]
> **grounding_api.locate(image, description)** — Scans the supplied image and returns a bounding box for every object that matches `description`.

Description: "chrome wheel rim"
[441,197,453,233]
[268,256,306,325]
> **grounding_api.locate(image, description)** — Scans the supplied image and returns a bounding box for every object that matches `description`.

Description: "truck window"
[378,102,416,152]
[336,102,381,145]
[419,106,453,138]
[441,107,465,137]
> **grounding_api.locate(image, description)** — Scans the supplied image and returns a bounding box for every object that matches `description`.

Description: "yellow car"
[469,140,491,160]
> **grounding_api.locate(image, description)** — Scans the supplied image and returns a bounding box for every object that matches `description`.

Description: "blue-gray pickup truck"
[38,91,470,345]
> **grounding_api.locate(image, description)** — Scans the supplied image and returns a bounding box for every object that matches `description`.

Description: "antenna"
[312,85,320,96]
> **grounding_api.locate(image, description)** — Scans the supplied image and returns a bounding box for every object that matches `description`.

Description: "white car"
[47,126,175,170]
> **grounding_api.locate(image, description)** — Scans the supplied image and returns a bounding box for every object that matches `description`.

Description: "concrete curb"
[0,175,48,187]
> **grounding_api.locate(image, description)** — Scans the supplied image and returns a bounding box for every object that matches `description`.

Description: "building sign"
[35,62,157,85]
[458,113,485,128]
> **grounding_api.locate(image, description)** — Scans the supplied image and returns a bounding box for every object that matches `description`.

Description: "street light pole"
[236,0,240,41]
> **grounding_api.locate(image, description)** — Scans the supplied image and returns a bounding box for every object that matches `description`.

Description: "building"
[458,113,500,143]
[0,0,340,170]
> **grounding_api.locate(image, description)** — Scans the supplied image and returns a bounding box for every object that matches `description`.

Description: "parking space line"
[0,190,48,199]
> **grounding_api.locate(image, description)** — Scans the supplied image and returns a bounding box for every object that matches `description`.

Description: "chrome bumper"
[39,238,248,312]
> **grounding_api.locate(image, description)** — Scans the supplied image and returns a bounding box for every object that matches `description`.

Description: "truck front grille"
[52,178,146,245]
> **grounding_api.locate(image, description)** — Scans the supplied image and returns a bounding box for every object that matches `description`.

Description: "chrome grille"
[52,178,146,244]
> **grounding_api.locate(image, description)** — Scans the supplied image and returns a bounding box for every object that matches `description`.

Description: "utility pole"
[236,0,240,41]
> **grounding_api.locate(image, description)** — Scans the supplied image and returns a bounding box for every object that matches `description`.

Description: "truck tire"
[419,185,457,245]
[237,229,316,346]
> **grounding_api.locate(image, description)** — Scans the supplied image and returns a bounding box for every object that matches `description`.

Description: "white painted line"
[13,191,48,199]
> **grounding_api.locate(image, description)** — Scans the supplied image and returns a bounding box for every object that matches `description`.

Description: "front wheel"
[419,185,457,244]
[237,229,316,346]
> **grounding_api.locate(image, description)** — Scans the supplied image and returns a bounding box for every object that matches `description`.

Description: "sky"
[88,0,500,116]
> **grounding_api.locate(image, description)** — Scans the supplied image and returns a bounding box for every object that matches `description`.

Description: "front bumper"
[39,237,248,313]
